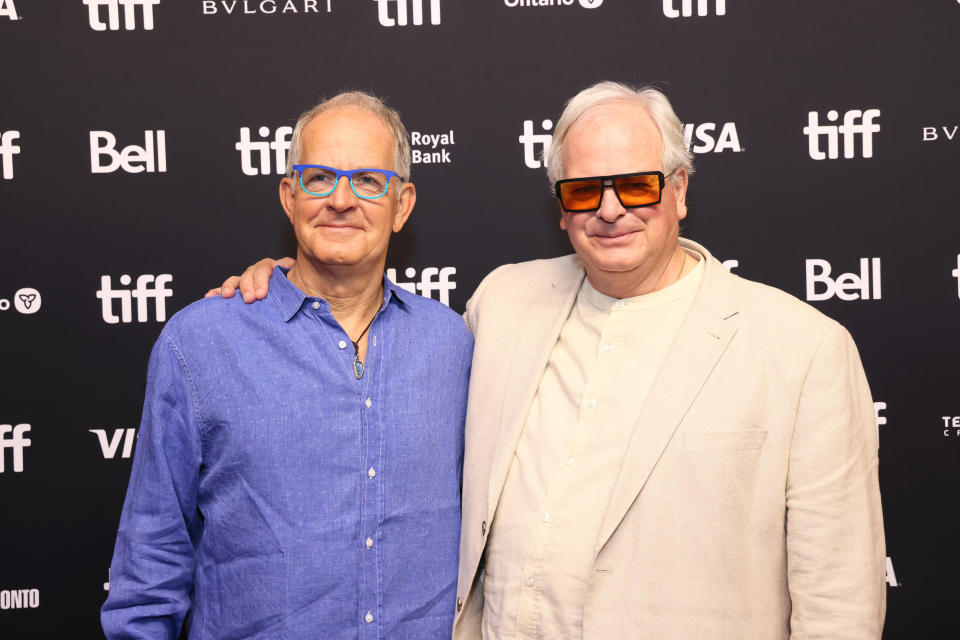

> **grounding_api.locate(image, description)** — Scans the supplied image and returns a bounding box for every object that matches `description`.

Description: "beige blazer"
[453,239,885,640]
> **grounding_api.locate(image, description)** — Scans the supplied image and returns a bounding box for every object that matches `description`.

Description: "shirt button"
[365,398,372,408]
[615,300,625,308]
[456,596,462,612]
[366,537,374,548]
[312,301,320,310]
[526,576,535,587]
[481,520,487,536]
[365,612,374,623]
[586,398,596,408]
[566,456,575,467]
[338,340,347,349]
[603,343,613,352]
[542,511,551,523]
[368,467,376,479]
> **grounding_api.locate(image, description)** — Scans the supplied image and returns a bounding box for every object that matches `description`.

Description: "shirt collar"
[270,265,412,323]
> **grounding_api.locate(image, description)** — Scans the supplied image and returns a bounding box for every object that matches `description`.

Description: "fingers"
[218,276,240,300]
[204,287,222,298]
[277,257,295,269]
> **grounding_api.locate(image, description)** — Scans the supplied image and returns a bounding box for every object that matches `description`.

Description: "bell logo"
[803,109,881,160]
[375,0,440,27]
[236,126,292,176]
[83,0,160,31]
[90,130,166,174]
[0,424,30,473]
[387,267,456,306]
[684,122,742,153]
[519,119,553,169]
[805,258,882,301]
[663,0,725,17]
[90,428,137,459]
[0,0,19,20]
[0,130,20,179]
[97,274,173,324]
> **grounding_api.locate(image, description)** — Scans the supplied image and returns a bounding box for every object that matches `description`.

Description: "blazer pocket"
[683,429,767,453]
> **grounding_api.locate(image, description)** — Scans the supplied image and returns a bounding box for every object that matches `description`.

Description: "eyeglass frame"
[292,164,403,200]
[553,170,672,213]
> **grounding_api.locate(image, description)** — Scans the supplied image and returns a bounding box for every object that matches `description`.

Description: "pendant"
[354,357,364,380]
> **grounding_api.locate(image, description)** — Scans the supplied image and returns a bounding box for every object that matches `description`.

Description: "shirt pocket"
[683,429,767,453]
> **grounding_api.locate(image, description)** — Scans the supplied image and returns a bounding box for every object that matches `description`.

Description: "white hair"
[285,91,411,197]
[545,81,694,185]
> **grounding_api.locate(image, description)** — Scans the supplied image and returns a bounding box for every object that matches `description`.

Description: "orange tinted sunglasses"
[554,171,665,212]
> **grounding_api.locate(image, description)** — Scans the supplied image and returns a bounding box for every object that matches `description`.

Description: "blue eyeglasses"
[293,164,402,200]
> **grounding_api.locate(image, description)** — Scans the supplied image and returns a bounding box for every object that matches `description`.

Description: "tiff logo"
[84,0,160,31]
[375,0,440,26]
[236,126,292,176]
[387,267,456,306]
[519,119,553,169]
[90,130,166,174]
[804,109,881,160]
[805,258,881,302]
[0,130,20,179]
[663,0,725,17]
[90,428,137,459]
[0,424,30,473]
[97,274,173,323]
[0,0,19,20]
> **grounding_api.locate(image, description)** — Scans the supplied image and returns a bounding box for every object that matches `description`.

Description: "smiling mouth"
[592,229,640,240]
[319,224,362,231]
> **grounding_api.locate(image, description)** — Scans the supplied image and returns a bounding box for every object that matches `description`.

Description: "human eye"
[572,182,601,196]
[618,176,656,195]
[352,171,387,195]
[303,168,335,189]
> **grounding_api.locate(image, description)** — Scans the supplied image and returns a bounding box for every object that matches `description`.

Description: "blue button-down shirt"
[102,267,473,640]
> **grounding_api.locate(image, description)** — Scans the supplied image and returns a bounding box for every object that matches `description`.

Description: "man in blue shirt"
[101,91,473,639]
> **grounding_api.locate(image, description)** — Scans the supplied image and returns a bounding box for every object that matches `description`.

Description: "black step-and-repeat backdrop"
[1,1,958,637]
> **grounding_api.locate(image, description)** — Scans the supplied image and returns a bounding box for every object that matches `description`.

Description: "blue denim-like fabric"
[102,267,473,640]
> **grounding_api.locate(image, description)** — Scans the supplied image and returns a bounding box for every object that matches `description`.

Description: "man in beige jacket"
[217,81,886,639]
[451,82,885,639]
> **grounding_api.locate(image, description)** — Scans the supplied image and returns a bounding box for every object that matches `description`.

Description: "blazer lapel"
[595,248,741,553]
[487,263,585,520]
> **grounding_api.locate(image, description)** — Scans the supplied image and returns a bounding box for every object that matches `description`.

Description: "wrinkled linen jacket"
[453,238,885,639]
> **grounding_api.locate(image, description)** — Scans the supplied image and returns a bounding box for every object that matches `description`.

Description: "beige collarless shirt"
[483,250,705,640]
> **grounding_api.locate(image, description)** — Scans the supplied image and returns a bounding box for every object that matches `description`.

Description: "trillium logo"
[0,287,41,314]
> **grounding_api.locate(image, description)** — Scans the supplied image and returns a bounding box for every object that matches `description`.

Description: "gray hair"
[285,91,412,194]
[545,81,693,185]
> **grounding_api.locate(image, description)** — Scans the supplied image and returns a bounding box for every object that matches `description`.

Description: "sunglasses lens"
[559,179,603,210]
[615,174,661,206]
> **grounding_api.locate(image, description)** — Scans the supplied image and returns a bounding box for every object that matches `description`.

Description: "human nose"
[327,175,358,210]
[595,183,626,222]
